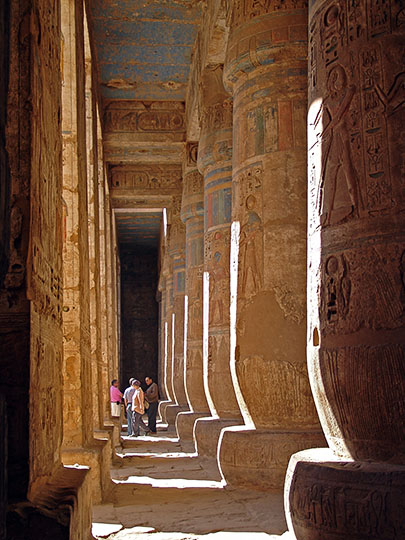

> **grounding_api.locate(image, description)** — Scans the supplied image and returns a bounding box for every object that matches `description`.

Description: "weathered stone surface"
[219,0,324,489]
[306,0,405,464]
[287,1,405,538]
[195,64,243,457]
[285,449,405,540]
[176,161,210,440]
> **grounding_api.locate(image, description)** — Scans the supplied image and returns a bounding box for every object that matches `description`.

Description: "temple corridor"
[92,419,290,539]
[1,0,404,539]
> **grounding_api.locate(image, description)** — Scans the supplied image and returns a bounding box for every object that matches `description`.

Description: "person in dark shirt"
[144,376,159,434]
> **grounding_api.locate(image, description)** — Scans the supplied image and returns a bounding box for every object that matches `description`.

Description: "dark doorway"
[119,246,159,388]
[116,210,162,390]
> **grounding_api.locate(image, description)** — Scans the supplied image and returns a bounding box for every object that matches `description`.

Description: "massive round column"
[194,65,243,458]
[164,197,189,425]
[219,1,324,488]
[286,0,405,538]
[176,158,211,440]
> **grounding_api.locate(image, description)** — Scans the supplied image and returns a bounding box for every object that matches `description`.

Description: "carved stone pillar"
[219,1,324,488]
[194,66,243,458]
[158,259,176,423]
[164,196,189,425]
[159,264,176,424]
[60,0,109,503]
[285,1,405,538]
[176,146,211,440]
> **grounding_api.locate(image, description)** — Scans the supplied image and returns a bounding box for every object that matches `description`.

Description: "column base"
[219,426,326,490]
[158,399,174,423]
[62,439,112,504]
[194,416,242,458]
[285,448,405,540]
[164,404,188,426]
[176,411,210,441]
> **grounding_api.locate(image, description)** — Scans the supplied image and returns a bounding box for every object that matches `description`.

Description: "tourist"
[123,377,135,436]
[110,379,123,418]
[145,376,159,434]
[131,380,150,437]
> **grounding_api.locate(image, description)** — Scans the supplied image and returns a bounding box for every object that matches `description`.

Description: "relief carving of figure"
[313,64,363,225]
[239,195,262,299]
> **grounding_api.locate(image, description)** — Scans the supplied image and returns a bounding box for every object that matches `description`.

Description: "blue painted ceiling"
[115,211,162,248]
[90,0,201,101]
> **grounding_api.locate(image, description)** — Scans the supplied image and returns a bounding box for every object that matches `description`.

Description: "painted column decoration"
[194,65,242,458]
[285,1,405,538]
[176,143,211,440]
[219,0,324,489]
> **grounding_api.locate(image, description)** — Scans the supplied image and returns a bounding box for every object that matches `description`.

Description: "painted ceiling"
[90,0,201,101]
[115,211,162,248]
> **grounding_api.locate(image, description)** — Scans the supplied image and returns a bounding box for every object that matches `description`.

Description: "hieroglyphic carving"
[201,98,233,131]
[322,254,351,324]
[230,0,308,27]
[110,165,182,190]
[104,108,185,133]
[366,0,391,38]
[292,478,401,537]
[309,0,405,223]
[359,45,392,210]
[182,170,203,197]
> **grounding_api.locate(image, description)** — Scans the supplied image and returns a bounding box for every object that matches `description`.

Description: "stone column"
[194,66,243,458]
[218,1,324,489]
[176,147,211,440]
[285,1,405,538]
[158,263,175,423]
[164,197,190,425]
[60,0,109,503]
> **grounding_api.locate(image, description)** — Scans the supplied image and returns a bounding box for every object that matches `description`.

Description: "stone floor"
[92,420,292,540]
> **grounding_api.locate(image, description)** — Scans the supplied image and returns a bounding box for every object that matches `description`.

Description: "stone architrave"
[285,1,405,538]
[176,158,211,441]
[164,196,190,425]
[218,1,325,489]
[194,66,243,458]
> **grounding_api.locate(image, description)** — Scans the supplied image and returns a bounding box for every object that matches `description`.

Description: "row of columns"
[60,0,119,504]
[158,1,405,537]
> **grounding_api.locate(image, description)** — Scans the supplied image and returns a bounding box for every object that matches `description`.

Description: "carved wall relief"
[230,0,308,28]
[309,0,405,227]
[205,230,230,326]
[233,165,263,303]
[104,103,185,133]
[110,165,182,191]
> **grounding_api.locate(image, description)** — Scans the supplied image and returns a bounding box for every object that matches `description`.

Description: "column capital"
[224,2,308,91]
